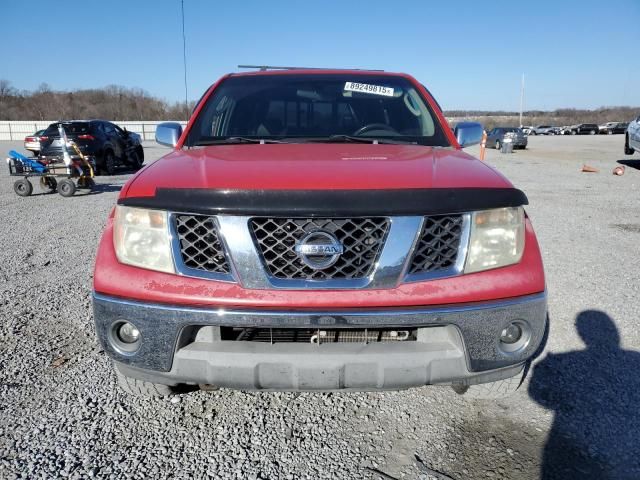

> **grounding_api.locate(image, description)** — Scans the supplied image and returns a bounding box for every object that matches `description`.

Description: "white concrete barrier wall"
[0,121,188,141]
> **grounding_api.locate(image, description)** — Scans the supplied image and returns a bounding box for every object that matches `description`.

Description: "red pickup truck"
[93,68,547,399]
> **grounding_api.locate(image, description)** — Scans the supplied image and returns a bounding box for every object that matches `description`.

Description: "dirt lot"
[1,135,639,479]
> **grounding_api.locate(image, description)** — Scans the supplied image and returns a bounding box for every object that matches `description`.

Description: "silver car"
[486,127,528,150]
[529,125,556,135]
[625,115,640,155]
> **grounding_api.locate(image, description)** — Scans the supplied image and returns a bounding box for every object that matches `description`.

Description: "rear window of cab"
[186,75,451,147]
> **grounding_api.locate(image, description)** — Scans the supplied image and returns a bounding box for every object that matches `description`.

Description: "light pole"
[519,73,525,127]
[181,0,188,116]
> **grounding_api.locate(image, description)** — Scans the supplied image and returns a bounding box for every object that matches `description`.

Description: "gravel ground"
[0,135,639,479]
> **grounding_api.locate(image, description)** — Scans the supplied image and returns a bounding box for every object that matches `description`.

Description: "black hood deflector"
[118,188,528,216]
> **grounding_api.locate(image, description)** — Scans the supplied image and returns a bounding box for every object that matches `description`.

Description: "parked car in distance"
[521,126,533,135]
[625,115,640,154]
[529,125,556,135]
[24,129,46,155]
[599,122,628,134]
[486,127,528,149]
[39,120,144,175]
[569,123,599,135]
[93,68,547,401]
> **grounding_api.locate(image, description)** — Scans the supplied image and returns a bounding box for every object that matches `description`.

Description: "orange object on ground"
[582,165,599,173]
[613,166,625,176]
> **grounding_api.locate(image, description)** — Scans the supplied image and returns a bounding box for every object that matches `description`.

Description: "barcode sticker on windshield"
[344,82,394,97]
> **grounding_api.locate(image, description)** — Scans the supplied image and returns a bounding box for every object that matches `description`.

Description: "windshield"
[186,74,450,147]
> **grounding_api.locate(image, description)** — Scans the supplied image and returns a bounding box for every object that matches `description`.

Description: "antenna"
[181,0,188,115]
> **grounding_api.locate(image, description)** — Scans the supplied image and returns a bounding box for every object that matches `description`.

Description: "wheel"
[100,151,116,175]
[625,135,635,155]
[39,176,57,193]
[590,130,596,135]
[607,130,613,135]
[58,178,76,197]
[495,140,501,150]
[115,365,176,398]
[14,178,33,197]
[571,130,577,135]
[453,368,526,399]
[529,131,536,136]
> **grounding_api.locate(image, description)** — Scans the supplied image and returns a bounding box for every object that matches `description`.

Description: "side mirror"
[155,122,183,147]
[454,121,484,148]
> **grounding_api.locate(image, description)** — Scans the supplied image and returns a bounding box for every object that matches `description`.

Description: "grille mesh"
[250,218,390,280]
[408,215,464,274]
[174,215,230,274]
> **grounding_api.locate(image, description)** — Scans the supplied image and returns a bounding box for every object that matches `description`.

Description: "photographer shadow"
[528,310,640,479]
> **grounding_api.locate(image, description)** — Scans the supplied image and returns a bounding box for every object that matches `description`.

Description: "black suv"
[39,120,144,175]
[570,123,599,135]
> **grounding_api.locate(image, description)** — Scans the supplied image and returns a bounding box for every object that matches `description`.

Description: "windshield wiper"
[193,137,287,146]
[307,135,417,145]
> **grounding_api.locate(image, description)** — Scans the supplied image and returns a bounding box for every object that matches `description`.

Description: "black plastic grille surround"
[174,215,230,274]
[408,215,464,274]
[250,217,390,280]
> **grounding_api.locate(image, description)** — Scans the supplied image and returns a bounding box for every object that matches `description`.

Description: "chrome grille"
[174,215,230,274]
[408,215,464,274]
[249,218,390,280]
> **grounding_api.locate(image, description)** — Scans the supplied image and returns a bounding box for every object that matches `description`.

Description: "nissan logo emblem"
[295,231,344,269]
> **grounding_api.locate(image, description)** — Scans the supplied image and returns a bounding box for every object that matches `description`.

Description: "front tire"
[115,365,176,398]
[590,130,596,135]
[58,179,76,197]
[495,140,501,150]
[14,178,33,197]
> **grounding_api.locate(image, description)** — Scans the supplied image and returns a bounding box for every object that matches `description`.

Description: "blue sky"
[1,0,639,111]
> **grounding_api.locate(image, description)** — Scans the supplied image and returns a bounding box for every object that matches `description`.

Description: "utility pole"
[519,73,525,127]
[181,0,188,116]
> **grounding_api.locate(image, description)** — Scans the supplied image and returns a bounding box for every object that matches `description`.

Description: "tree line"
[0,80,194,121]
[0,79,637,126]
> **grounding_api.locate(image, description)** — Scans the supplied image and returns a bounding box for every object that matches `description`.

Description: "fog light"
[117,322,140,344]
[500,323,523,344]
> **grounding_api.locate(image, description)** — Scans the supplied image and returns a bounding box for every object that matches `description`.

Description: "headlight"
[464,207,525,274]
[113,206,174,273]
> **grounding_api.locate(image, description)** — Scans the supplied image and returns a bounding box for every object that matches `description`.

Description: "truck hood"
[122,144,512,198]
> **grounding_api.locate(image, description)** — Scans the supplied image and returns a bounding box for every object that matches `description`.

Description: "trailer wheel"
[14,179,33,197]
[58,179,76,197]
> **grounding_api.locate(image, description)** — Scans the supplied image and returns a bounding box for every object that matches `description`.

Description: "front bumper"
[93,292,547,391]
